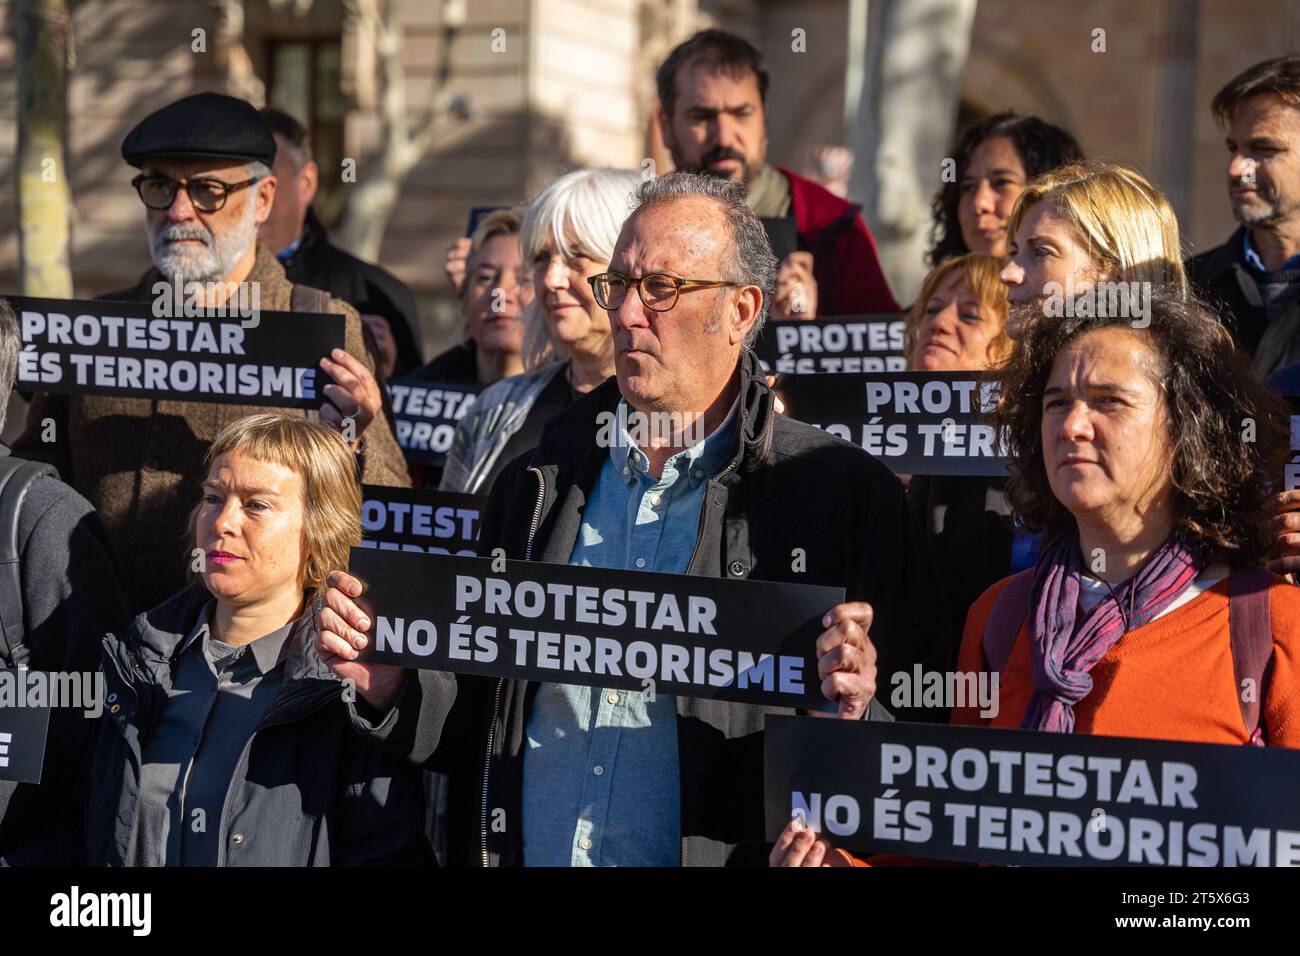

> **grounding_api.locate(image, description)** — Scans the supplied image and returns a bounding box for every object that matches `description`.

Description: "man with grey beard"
[14,93,410,612]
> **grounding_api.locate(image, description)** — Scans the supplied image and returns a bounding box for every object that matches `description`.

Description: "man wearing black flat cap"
[14,92,410,613]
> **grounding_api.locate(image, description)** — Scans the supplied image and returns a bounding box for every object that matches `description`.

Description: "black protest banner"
[0,675,52,784]
[8,294,342,409]
[385,377,481,466]
[349,550,843,708]
[778,370,1007,477]
[760,216,799,261]
[753,315,906,374]
[765,716,1300,867]
[1279,391,1300,492]
[467,206,507,236]
[360,485,486,555]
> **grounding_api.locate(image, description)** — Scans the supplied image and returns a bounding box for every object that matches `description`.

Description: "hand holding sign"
[768,817,852,867]
[1267,489,1300,581]
[772,252,818,320]
[319,348,381,447]
[314,569,406,711]
[814,602,878,719]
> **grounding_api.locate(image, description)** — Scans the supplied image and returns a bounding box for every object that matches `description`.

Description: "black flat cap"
[121,92,277,168]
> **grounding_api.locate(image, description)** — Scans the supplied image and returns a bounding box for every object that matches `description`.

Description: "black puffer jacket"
[354,349,951,866]
[85,582,432,866]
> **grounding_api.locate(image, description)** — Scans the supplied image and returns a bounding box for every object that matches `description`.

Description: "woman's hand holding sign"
[315,569,406,712]
[319,348,381,449]
[768,815,853,867]
[813,601,878,719]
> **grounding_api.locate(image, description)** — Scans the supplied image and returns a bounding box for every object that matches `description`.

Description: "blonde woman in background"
[440,168,641,495]
[999,160,1188,338]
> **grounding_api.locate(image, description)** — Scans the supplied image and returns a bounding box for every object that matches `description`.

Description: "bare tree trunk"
[15,0,74,297]
[334,0,459,261]
[850,0,976,305]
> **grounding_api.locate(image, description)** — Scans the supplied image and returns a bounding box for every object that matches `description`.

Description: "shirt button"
[231,833,244,845]
[693,469,704,480]
[607,693,619,705]
[593,765,604,776]
[622,466,630,476]
[649,494,661,507]
[110,704,121,714]
[580,837,592,851]
[635,558,646,568]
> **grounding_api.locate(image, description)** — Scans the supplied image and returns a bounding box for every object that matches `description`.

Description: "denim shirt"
[520,399,738,866]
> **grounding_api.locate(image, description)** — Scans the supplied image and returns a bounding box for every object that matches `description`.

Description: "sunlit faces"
[1041,327,1174,536]
[143,157,275,284]
[958,136,1028,258]
[913,269,1002,372]
[606,197,753,413]
[531,234,612,357]
[196,451,306,609]
[1225,92,1300,228]
[465,232,528,357]
[659,59,769,186]
[1001,202,1105,337]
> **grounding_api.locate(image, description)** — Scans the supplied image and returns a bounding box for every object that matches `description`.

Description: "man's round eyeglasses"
[131,174,261,213]
[588,272,739,312]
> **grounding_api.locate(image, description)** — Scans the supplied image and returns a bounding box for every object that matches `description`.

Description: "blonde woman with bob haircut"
[1000,160,1188,337]
[905,252,1014,371]
[85,414,432,867]
[441,167,642,495]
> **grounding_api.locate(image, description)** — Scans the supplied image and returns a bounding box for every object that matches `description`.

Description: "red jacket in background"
[779,165,900,315]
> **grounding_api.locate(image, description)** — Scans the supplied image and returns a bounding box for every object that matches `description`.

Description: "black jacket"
[355,349,951,866]
[85,582,433,866]
[1188,226,1277,363]
[0,450,131,865]
[281,208,424,375]
[907,474,1014,662]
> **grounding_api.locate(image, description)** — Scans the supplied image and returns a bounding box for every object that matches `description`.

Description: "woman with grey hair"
[440,167,641,495]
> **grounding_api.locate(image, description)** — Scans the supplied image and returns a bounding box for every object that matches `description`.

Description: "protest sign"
[765,716,1300,866]
[467,206,507,236]
[386,377,481,466]
[753,316,906,374]
[0,676,52,785]
[349,550,843,708]
[760,216,799,261]
[777,370,1007,476]
[360,485,486,555]
[9,294,342,409]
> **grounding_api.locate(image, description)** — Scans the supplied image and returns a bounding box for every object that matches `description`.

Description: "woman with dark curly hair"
[929,112,1083,264]
[770,290,1300,867]
[956,289,1298,743]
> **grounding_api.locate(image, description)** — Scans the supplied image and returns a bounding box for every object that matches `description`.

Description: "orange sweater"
[953,575,1300,746]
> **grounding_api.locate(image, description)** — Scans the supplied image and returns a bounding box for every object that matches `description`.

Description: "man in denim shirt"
[520,401,736,865]
[320,172,947,867]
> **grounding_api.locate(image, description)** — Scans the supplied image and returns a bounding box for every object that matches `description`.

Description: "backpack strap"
[981,568,1036,674]
[290,284,331,314]
[0,456,58,667]
[1227,566,1276,744]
